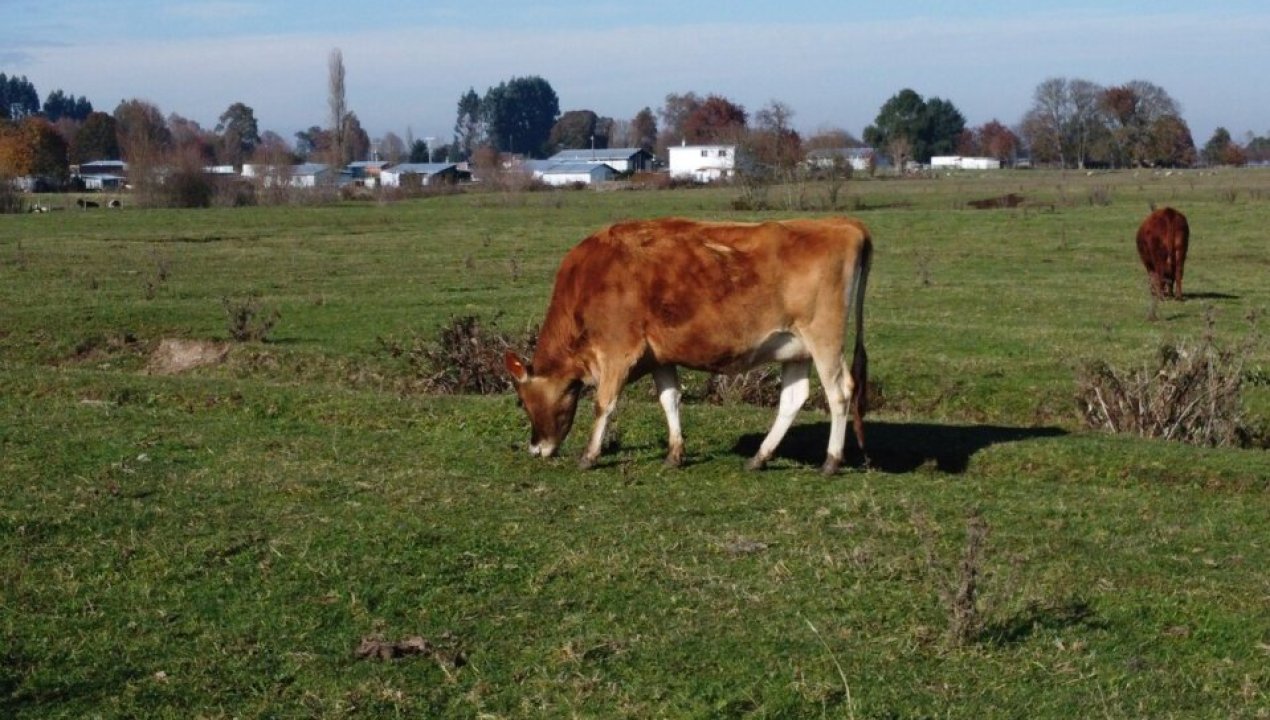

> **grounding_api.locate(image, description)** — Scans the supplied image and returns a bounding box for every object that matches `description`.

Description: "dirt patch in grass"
[146,338,231,375]
[968,193,1025,209]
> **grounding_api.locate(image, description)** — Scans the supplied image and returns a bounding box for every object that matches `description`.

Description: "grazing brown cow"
[504,217,872,474]
[1136,207,1190,300]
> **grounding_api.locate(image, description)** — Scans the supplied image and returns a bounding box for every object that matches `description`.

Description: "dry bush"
[223,296,280,342]
[381,315,537,395]
[701,368,782,406]
[0,174,26,214]
[1076,323,1259,447]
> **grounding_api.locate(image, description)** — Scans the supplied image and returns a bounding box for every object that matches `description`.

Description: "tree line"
[4,58,1270,191]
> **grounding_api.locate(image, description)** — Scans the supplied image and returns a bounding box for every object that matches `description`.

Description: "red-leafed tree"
[682,95,747,144]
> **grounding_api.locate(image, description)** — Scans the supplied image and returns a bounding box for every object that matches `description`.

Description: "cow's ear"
[504,351,530,384]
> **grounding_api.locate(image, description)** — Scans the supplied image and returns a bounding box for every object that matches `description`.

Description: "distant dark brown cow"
[1136,207,1190,300]
[504,217,872,474]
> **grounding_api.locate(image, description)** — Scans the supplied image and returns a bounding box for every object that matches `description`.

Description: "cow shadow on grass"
[731,420,1067,474]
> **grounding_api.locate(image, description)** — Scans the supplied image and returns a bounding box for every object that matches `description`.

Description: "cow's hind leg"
[653,365,684,467]
[811,353,854,476]
[746,360,810,471]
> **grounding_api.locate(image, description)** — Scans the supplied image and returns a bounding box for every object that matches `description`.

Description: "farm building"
[931,156,1001,171]
[534,162,619,187]
[806,147,883,173]
[544,148,654,173]
[74,159,129,191]
[379,163,461,188]
[668,144,737,182]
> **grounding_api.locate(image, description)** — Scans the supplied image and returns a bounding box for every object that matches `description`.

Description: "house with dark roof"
[379,163,461,187]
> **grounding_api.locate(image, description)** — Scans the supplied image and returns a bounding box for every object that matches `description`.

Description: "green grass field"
[2,170,1268,718]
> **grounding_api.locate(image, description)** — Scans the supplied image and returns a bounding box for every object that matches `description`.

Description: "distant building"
[668,144,737,182]
[931,156,1001,171]
[544,148,654,173]
[806,147,883,173]
[379,163,461,188]
[536,162,618,187]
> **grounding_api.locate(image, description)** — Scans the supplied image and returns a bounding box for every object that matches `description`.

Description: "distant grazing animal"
[504,216,872,474]
[1136,207,1190,300]
[76,198,99,209]
[107,199,121,208]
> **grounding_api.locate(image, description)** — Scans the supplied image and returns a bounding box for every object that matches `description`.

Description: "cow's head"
[504,352,581,458]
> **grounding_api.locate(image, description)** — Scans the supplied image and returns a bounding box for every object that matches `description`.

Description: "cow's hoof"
[577,456,596,470]
[745,456,767,472]
[821,457,841,476]
[663,454,682,469]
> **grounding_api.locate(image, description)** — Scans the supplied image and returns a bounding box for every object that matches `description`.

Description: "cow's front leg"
[746,361,810,471]
[653,365,684,467]
[579,371,627,470]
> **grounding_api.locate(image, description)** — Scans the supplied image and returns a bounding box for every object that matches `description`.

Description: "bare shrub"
[223,296,280,342]
[380,315,537,395]
[1076,319,1258,447]
[1086,185,1112,206]
[701,368,782,406]
[0,174,26,214]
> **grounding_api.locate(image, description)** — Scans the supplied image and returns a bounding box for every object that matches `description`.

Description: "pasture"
[2,170,1268,718]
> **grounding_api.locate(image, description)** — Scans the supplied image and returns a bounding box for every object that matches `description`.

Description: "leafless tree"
[327,48,347,171]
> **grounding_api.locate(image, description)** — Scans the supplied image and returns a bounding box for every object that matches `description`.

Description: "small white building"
[806,147,881,173]
[536,162,618,187]
[931,156,1001,171]
[668,144,737,182]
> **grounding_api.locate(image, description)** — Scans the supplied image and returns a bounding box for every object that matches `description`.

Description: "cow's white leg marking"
[747,360,810,470]
[812,353,851,475]
[653,365,684,466]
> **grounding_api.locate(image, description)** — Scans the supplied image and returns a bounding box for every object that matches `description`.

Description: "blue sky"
[4,1,1268,147]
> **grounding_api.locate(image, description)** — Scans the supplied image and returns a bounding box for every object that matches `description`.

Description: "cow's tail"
[848,233,872,456]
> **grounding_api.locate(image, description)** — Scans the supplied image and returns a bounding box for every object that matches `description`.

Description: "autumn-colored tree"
[342,111,371,164]
[1143,114,1196,168]
[1100,80,1181,167]
[1201,127,1246,166]
[0,116,69,181]
[975,120,1020,163]
[656,92,702,151]
[167,113,216,164]
[745,100,801,171]
[682,95,747,144]
[294,126,331,160]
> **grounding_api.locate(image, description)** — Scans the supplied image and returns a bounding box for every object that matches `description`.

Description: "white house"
[931,156,1001,171]
[668,144,737,182]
